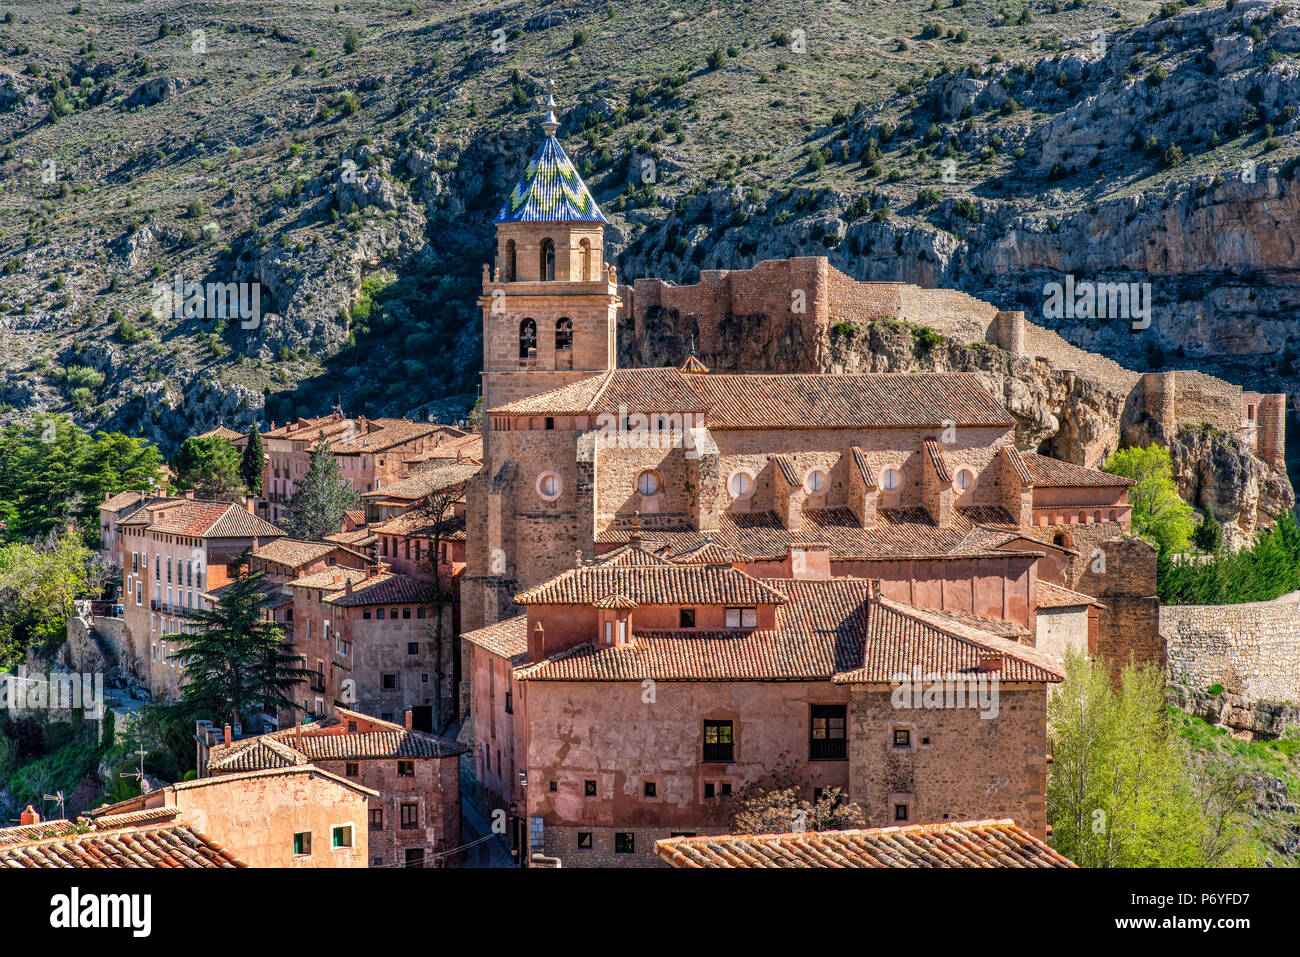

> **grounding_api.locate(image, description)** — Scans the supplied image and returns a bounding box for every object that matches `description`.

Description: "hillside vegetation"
[2,0,1299,450]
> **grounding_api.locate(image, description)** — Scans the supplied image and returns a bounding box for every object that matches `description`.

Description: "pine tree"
[279,431,358,541]
[165,554,311,727]
[240,427,264,496]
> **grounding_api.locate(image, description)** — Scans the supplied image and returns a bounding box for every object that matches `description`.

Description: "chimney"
[628,512,643,550]
[345,578,353,596]
[295,720,303,747]
[405,709,413,731]
[530,620,546,661]
[19,805,39,826]
[977,651,1003,673]
[104,490,111,503]
[244,495,257,514]
[223,723,232,745]
[183,489,195,500]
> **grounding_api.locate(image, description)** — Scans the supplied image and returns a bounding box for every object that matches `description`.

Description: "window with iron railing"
[702,720,734,762]
[809,705,847,760]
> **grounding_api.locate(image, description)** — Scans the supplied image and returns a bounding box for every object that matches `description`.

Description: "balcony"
[809,737,847,761]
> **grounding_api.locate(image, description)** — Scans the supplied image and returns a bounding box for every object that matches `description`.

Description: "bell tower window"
[579,239,592,280]
[555,318,573,369]
[504,239,516,282]
[519,318,537,359]
[540,239,556,281]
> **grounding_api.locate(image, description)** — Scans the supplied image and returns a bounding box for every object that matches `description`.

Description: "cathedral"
[459,88,1157,865]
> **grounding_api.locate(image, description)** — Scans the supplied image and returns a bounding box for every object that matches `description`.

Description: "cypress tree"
[279,431,358,541]
[241,427,265,495]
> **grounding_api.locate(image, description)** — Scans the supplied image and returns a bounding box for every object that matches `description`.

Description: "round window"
[882,468,901,491]
[536,472,562,500]
[805,469,828,494]
[729,471,754,497]
[955,468,974,491]
[637,470,661,496]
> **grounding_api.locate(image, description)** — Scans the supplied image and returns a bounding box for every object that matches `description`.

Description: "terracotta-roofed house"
[463,540,1062,866]
[204,708,465,868]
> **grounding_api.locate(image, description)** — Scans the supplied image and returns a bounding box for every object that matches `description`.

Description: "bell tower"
[479,80,620,423]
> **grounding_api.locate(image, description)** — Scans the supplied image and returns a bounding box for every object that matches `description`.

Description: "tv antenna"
[42,790,66,820]
[119,746,150,793]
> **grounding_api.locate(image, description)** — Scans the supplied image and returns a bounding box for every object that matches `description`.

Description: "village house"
[463,534,1064,866]
[111,493,286,699]
[81,765,375,868]
[201,709,465,868]
[287,563,454,730]
[0,805,246,868]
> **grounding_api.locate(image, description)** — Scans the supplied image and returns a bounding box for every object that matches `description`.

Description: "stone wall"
[1162,597,1300,709]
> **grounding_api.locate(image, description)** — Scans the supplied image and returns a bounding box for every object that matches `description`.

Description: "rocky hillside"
[2,0,1299,458]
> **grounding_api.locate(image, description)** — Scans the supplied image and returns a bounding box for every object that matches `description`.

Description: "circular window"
[954,468,975,491]
[729,470,755,497]
[536,472,562,500]
[637,470,661,496]
[882,468,901,491]
[805,468,828,494]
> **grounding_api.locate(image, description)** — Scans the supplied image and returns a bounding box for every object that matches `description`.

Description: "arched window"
[556,319,572,364]
[504,239,517,281]
[519,318,537,359]
[579,238,592,280]
[540,239,555,281]
[882,468,901,491]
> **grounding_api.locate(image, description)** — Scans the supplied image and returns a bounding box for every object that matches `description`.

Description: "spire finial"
[540,78,560,137]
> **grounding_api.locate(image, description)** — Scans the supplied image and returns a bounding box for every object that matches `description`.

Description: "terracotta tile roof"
[1002,446,1032,484]
[370,508,466,541]
[922,439,951,481]
[252,538,347,569]
[263,413,348,440]
[198,425,246,442]
[515,577,1058,683]
[598,507,1037,563]
[208,715,465,773]
[288,566,373,591]
[362,460,479,501]
[0,825,245,868]
[654,819,1076,868]
[99,490,156,513]
[325,528,377,548]
[832,596,1063,684]
[489,369,1013,429]
[333,419,441,454]
[329,573,431,607]
[117,497,183,525]
[849,445,876,487]
[593,542,677,566]
[515,549,788,606]
[1020,452,1135,487]
[1037,580,1105,610]
[666,540,752,565]
[461,614,529,664]
[147,501,286,539]
[887,601,1030,639]
[771,454,801,487]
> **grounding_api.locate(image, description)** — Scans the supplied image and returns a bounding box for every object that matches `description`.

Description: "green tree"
[171,435,244,500]
[240,428,265,496]
[1047,651,1252,866]
[0,528,112,664]
[165,555,311,727]
[1192,506,1222,553]
[279,432,358,541]
[1103,444,1194,552]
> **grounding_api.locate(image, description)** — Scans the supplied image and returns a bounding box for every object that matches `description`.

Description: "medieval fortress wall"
[1161,598,1300,723]
[631,258,1285,472]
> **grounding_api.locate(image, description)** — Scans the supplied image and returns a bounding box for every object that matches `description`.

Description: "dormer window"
[725,607,757,629]
[882,468,901,490]
[804,468,828,494]
[954,468,975,491]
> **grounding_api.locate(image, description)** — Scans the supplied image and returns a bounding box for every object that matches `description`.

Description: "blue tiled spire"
[493,80,609,225]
